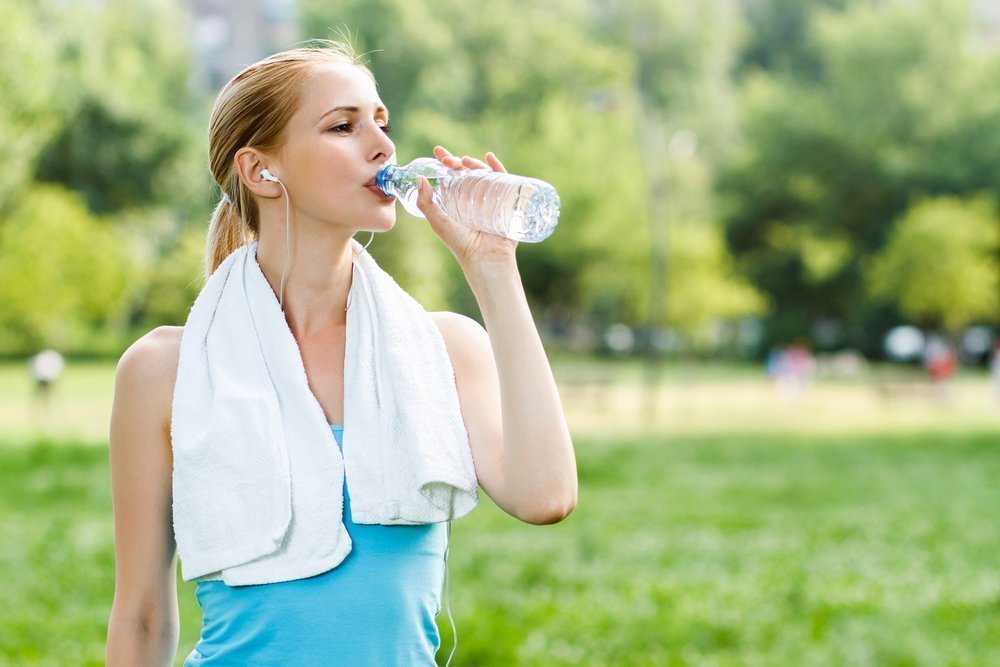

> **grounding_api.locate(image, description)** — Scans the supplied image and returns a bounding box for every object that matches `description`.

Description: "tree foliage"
[1,0,996,358]
[0,3,61,211]
[33,0,206,216]
[720,0,1000,352]
[867,195,1000,333]
[0,0,208,355]
[0,186,137,352]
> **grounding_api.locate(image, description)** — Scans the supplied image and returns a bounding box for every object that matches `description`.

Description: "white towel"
[170,241,478,586]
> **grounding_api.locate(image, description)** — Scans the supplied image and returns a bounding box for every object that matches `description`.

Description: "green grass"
[1,360,999,665]
[443,430,1000,666]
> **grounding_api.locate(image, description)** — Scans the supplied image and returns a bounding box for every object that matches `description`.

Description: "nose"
[369,122,395,164]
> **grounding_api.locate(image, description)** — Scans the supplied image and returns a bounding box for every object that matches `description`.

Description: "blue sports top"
[183,425,448,666]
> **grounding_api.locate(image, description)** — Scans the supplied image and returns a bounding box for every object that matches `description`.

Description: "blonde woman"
[106,43,576,666]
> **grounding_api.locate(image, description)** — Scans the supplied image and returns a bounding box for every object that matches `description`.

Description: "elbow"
[517,488,578,525]
[107,600,179,666]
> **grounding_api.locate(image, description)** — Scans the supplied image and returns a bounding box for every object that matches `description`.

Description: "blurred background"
[1,0,998,665]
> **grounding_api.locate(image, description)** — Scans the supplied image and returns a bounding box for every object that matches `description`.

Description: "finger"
[460,155,490,170]
[434,145,464,170]
[485,152,508,173]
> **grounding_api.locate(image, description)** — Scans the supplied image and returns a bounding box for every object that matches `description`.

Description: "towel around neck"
[170,242,478,586]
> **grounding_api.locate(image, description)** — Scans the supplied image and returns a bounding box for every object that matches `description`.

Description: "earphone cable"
[277,180,291,311]
[443,519,458,667]
[344,231,376,312]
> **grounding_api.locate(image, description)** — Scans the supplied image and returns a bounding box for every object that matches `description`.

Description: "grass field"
[1,359,998,665]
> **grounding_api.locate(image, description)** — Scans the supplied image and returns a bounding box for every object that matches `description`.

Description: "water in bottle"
[375,158,561,242]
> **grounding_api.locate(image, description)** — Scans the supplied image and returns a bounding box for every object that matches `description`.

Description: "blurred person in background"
[106,42,576,666]
[923,334,957,386]
[28,348,64,423]
[766,339,814,400]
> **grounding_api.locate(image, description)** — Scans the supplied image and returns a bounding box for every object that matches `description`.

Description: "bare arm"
[423,148,577,525]
[106,327,182,666]
[432,273,577,525]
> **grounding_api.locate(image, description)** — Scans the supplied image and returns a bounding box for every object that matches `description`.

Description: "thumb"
[414,175,460,241]
[415,176,434,211]
[415,176,447,223]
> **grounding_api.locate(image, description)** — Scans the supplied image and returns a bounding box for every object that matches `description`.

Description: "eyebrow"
[315,105,389,125]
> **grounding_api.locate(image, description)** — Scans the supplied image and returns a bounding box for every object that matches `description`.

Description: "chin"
[373,209,397,232]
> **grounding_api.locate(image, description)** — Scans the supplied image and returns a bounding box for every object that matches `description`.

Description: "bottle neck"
[375,163,400,196]
[377,158,451,199]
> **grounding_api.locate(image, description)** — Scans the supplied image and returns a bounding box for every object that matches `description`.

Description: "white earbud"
[260,169,280,183]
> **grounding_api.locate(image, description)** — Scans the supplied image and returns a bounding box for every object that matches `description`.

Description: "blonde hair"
[205,41,374,277]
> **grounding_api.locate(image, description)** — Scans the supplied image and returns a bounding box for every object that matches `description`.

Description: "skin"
[106,62,577,665]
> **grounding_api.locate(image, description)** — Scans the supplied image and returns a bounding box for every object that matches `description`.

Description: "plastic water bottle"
[376,158,561,242]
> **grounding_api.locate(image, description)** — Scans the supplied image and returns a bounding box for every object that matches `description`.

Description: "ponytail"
[205,197,252,279]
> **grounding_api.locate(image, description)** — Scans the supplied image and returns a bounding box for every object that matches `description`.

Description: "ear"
[234,148,282,197]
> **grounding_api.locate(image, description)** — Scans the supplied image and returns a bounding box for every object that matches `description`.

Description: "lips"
[366,174,394,200]
[366,183,394,201]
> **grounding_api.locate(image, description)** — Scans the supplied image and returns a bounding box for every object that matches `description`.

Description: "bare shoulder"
[429,311,487,340]
[113,326,184,429]
[429,312,491,359]
[116,326,183,384]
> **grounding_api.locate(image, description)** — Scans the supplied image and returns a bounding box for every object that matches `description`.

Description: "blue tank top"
[183,425,448,666]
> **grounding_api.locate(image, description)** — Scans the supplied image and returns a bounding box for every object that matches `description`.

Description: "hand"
[415,145,518,271]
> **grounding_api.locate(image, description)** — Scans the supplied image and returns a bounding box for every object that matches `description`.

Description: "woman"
[105,43,576,665]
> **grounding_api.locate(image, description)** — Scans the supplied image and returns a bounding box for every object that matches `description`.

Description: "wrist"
[461,253,520,294]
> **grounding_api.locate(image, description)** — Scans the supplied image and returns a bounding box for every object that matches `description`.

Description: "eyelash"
[328,122,392,135]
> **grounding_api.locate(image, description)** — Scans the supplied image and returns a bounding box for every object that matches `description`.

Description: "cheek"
[320,154,354,186]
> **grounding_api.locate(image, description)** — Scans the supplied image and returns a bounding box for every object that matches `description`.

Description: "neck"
[255,226,358,336]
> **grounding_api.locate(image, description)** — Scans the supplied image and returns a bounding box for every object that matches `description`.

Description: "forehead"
[297,62,385,119]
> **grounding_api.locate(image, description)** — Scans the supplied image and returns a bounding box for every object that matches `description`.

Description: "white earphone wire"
[359,230,375,254]
[267,170,374,313]
[274,178,291,311]
[443,519,458,667]
[344,231,376,313]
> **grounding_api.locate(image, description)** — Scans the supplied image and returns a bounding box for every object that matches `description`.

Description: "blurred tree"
[594,0,766,346]
[0,3,61,211]
[737,0,847,77]
[721,0,1000,353]
[33,0,208,217]
[668,220,768,343]
[867,195,1000,334]
[0,0,214,355]
[139,224,209,328]
[20,0,999,361]
[0,185,139,353]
